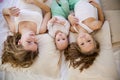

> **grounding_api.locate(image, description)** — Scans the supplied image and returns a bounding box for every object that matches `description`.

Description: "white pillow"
[65,21,119,80]
[30,34,60,78]
[0,34,61,80]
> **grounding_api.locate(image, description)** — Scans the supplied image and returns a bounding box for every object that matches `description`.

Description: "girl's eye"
[87,40,91,42]
[27,41,31,43]
[34,42,37,44]
[27,41,37,44]
[63,38,65,40]
[57,39,60,41]
[80,43,84,45]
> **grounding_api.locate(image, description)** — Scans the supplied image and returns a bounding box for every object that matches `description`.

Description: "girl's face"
[77,32,95,53]
[18,31,38,51]
[55,32,68,50]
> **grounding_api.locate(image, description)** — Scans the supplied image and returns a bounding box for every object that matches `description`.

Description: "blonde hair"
[64,41,100,71]
[2,33,38,68]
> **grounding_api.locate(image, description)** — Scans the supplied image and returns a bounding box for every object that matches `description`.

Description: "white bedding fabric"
[61,21,119,80]
[0,34,61,80]
[0,0,17,79]
[0,0,119,80]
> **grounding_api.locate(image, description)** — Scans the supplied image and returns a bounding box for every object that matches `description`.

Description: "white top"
[47,16,70,38]
[74,0,98,33]
[15,0,43,34]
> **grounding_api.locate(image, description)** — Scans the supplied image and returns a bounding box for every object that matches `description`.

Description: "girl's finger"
[9,6,16,10]
[10,9,20,15]
[74,18,79,22]
[13,11,20,16]
[10,8,19,14]
[11,9,20,16]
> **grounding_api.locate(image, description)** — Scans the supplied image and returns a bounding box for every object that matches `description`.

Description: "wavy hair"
[2,33,38,68]
[64,41,100,71]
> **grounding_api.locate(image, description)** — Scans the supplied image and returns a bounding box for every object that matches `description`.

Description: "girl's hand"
[50,17,57,23]
[68,13,79,26]
[5,7,20,17]
[55,19,66,25]
[50,17,65,25]
[59,21,66,25]
[89,0,100,8]
[24,0,36,4]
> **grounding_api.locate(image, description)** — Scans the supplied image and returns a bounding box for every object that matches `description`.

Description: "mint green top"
[51,0,70,19]
[67,0,79,10]
[68,0,86,10]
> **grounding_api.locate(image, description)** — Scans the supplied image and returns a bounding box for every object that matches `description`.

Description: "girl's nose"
[30,36,37,41]
[31,36,35,39]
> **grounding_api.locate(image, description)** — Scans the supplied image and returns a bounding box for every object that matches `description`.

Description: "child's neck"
[74,24,88,33]
[20,28,36,35]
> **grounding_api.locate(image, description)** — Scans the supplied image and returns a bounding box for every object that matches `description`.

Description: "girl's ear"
[18,39,21,45]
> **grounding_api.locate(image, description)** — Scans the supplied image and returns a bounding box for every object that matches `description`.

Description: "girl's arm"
[39,12,51,33]
[2,7,20,33]
[89,0,104,23]
[68,13,79,26]
[70,26,76,33]
[89,0,105,30]
[68,13,79,33]
[26,0,50,12]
